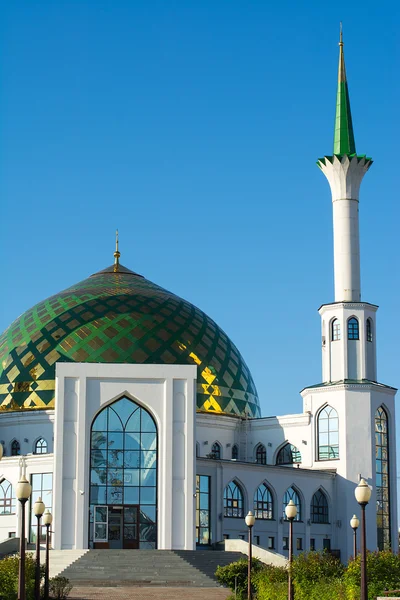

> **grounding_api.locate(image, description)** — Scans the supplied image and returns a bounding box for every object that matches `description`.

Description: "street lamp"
[245,511,256,600]
[285,499,297,600]
[43,510,53,600]
[355,478,372,600]
[34,497,45,600]
[350,514,359,558]
[16,475,32,600]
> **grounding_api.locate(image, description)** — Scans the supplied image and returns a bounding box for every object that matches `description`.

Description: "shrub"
[344,551,400,600]
[291,550,344,585]
[48,576,73,600]
[0,553,43,600]
[215,557,263,599]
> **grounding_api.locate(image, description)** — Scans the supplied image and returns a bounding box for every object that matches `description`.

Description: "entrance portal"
[89,397,157,549]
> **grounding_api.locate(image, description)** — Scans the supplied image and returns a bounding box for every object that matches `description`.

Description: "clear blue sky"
[1,1,399,497]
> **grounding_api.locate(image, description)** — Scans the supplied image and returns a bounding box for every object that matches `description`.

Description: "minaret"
[318,27,372,303]
[317,29,376,383]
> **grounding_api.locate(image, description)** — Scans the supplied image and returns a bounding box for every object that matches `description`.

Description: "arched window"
[34,438,48,455]
[331,319,341,341]
[283,487,301,521]
[276,443,301,465]
[375,406,390,550]
[255,444,266,465]
[196,442,200,458]
[254,483,273,519]
[318,406,339,460]
[223,480,244,518]
[0,480,16,515]
[231,444,239,460]
[348,317,359,340]
[311,489,329,523]
[11,440,20,456]
[367,318,373,342]
[90,396,157,549]
[211,442,221,460]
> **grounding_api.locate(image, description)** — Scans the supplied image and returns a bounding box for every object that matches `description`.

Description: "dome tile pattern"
[0,266,260,417]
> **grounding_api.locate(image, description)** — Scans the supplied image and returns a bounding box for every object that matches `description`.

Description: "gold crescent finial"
[113,229,121,271]
[339,22,343,46]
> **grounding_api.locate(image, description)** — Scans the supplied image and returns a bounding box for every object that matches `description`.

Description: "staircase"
[48,549,244,587]
[39,550,89,579]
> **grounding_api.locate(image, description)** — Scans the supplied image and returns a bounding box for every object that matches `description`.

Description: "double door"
[94,505,139,549]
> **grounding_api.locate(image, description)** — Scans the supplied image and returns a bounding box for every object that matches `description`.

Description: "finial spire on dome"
[333,23,356,155]
[113,229,121,272]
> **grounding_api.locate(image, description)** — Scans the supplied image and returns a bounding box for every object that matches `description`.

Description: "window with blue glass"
[375,406,390,550]
[224,481,244,518]
[196,475,211,545]
[318,406,339,460]
[311,489,329,523]
[29,473,53,542]
[89,397,157,549]
[348,317,359,340]
[276,443,301,465]
[254,483,273,519]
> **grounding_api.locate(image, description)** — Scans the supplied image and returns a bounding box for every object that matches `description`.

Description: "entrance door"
[108,508,123,549]
[123,505,139,549]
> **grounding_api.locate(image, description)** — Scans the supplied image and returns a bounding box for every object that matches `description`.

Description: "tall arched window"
[254,483,273,519]
[331,319,341,341]
[311,489,329,523]
[318,406,339,460]
[223,481,244,518]
[231,445,239,460]
[11,440,20,456]
[367,318,373,342]
[34,438,48,455]
[348,317,359,340]
[276,443,301,465]
[90,396,157,549]
[375,406,390,550]
[0,480,16,515]
[283,487,301,521]
[255,444,266,465]
[211,442,221,459]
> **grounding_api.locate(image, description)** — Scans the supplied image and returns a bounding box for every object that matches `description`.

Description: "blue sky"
[1,1,399,498]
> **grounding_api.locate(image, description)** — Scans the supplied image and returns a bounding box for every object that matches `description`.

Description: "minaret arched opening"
[375,406,390,550]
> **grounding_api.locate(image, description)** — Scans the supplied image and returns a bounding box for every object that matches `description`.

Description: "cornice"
[301,381,397,396]
[319,301,378,314]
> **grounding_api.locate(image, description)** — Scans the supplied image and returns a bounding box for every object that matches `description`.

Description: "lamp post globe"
[43,510,53,528]
[355,479,372,505]
[350,515,359,530]
[245,511,256,528]
[16,476,32,501]
[285,499,297,520]
[34,497,45,518]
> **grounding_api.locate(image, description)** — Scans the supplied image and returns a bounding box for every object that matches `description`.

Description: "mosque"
[0,34,397,562]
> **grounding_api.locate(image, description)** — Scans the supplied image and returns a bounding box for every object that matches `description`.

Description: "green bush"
[215,557,264,599]
[344,551,400,600]
[291,550,344,585]
[0,553,43,600]
[48,576,73,600]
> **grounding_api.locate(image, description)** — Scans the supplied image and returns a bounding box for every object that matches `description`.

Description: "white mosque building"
[0,35,397,562]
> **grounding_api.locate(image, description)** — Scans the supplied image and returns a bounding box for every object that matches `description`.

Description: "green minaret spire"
[333,26,356,155]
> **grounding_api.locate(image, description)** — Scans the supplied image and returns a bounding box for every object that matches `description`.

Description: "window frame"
[231,445,239,460]
[11,440,20,456]
[253,482,273,520]
[34,438,48,455]
[317,405,339,461]
[375,406,391,550]
[347,317,359,340]
[331,319,341,341]
[255,444,267,465]
[276,443,301,465]
[310,489,329,524]
[211,442,221,460]
[282,486,302,521]
[0,480,16,516]
[366,318,373,342]
[223,480,244,519]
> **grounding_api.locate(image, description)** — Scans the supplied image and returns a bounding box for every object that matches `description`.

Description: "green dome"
[0,263,260,417]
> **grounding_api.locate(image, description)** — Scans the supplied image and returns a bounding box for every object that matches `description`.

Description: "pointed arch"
[0,479,16,515]
[255,443,266,465]
[310,488,329,523]
[331,318,341,341]
[211,441,222,460]
[347,316,359,340]
[231,444,239,460]
[253,481,274,519]
[223,479,244,518]
[317,404,339,460]
[283,485,302,521]
[366,318,373,342]
[34,437,48,455]
[276,442,301,465]
[10,439,20,456]
[375,405,390,550]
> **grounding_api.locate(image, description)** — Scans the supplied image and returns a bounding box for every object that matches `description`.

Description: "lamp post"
[285,499,297,600]
[350,514,359,558]
[16,476,32,600]
[34,497,45,600]
[0,442,3,460]
[355,479,372,600]
[245,511,256,600]
[43,510,53,600]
